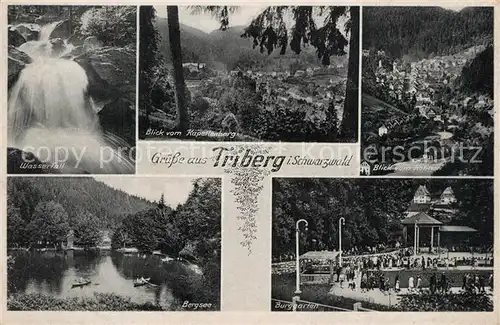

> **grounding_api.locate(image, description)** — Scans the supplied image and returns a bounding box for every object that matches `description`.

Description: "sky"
[155,6,266,32]
[93,176,196,208]
[154,6,350,35]
[155,5,466,35]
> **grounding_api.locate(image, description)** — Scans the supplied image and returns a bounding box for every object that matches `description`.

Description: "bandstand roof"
[300,250,339,260]
[401,212,443,225]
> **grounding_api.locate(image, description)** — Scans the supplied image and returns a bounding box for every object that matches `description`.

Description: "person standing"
[395,279,401,293]
[408,275,415,293]
[440,272,447,292]
[479,275,485,293]
[416,276,422,292]
[361,272,368,293]
[474,274,480,293]
[430,273,437,294]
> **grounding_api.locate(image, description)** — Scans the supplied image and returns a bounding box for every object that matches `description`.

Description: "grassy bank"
[7,293,165,311]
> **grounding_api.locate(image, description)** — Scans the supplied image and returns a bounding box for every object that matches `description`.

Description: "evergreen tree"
[158,193,166,209]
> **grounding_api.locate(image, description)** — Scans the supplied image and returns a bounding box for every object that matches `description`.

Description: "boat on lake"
[116,247,139,253]
[71,279,91,288]
[133,277,151,287]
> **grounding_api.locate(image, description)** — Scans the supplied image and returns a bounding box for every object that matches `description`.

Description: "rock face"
[49,20,71,39]
[74,45,136,144]
[98,97,136,146]
[7,148,48,174]
[74,45,136,104]
[9,23,40,42]
[8,46,32,88]
[83,36,103,51]
[49,38,66,56]
[61,45,86,59]
[8,28,26,47]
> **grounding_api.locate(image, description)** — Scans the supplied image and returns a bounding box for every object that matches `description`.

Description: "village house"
[182,62,206,73]
[414,185,432,204]
[440,187,457,204]
[378,125,388,137]
[360,160,371,176]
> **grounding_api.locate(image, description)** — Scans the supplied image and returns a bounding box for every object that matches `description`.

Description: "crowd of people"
[330,263,494,296]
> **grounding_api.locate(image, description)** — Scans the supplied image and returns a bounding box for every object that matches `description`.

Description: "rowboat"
[133,277,151,287]
[72,280,91,288]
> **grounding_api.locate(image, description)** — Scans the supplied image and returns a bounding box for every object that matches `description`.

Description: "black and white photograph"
[139,5,359,142]
[271,178,493,311]
[361,6,494,176]
[7,5,137,174]
[6,176,221,311]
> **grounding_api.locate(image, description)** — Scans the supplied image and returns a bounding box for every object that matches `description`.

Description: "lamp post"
[339,217,345,267]
[414,221,418,256]
[295,219,308,295]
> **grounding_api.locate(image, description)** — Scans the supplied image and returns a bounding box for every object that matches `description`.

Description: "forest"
[272,178,493,258]
[362,6,493,59]
[7,177,153,238]
[7,177,221,258]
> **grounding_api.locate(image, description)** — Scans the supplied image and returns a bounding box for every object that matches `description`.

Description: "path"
[328,280,493,307]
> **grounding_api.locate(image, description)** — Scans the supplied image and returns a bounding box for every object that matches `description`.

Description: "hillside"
[154,17,346,71]
[363,7,493,59]
[7,177,156,229]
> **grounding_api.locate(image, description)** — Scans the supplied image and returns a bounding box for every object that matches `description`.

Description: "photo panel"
[360,6,494,176]
[7,5,137,174]
[271,177,494,312]
[139,5,360,143]
[6,176,221,311]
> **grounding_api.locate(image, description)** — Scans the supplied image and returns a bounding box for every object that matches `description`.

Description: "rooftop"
[401,212,443,226]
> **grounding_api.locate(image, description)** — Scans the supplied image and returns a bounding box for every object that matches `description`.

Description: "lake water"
[8,250,215,309]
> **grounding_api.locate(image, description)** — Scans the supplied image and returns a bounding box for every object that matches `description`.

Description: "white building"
[440,187,457,204]
[413,185,431,204]
[378,125,388,137]
[360,160,371,176]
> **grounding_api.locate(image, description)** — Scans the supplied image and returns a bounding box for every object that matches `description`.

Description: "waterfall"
[9,22,134,174]
[39,21,60,41]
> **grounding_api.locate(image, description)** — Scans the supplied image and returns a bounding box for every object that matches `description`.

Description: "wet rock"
[8,28,26,47]
[49,38,66,56]
[98,97,136,146]
[68,34,85,46]
[49,20,71,39]
[7,148,48,174]
[60,45,85,59]
[74,45,136,103]
[8,46,32,88]
[83,36,103,51]
[10,23,40,42]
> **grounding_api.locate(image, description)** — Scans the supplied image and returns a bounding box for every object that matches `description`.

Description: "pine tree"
[158,193,166,209]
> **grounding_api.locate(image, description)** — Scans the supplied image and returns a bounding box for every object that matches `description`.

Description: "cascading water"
[8,21,134,174]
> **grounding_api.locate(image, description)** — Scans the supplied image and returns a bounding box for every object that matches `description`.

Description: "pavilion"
[401,212,478,254]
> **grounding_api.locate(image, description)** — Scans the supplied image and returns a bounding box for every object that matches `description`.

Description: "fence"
[300,273,331,284]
